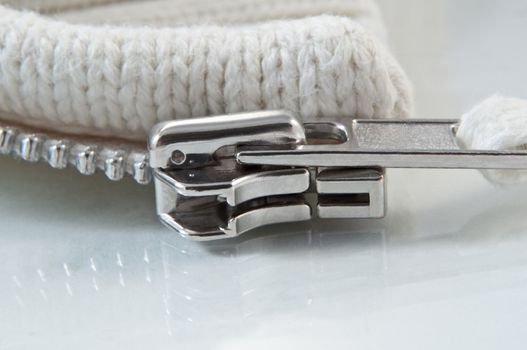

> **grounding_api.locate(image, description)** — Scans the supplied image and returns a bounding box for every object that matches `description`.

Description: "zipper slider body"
[148,112,527,240]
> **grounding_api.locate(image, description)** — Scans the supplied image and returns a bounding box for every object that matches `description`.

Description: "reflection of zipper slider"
[148,112,527,241]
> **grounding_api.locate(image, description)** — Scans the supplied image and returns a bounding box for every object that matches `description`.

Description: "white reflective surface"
[3,1,527,349]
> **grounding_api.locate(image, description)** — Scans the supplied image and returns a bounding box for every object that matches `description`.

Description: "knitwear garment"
[0,0,413,141]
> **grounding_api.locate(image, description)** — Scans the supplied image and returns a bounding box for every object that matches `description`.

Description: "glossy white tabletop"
[3,0,527,349]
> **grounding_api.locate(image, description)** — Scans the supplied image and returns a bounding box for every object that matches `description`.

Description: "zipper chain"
[0,125,151,184]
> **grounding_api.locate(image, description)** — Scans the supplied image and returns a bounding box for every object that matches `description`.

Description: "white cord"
[457,95,527,185]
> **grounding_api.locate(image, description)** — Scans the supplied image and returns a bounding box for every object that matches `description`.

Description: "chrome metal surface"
[73,145,97,175]
[316,168,385,219]
[18,134,44,162]
[104,154,125,181]
[238,119,527,169]
[0,124,151,184]
[150,114,527,240]
[45,139,70,169]
[149,111,315,240]
[148,110,306,169]
[0,126,17,154]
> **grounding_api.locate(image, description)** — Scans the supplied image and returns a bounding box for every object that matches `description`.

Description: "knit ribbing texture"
[0,1,413,141]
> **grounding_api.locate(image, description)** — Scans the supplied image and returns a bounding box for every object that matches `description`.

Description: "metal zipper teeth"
[0,125,151,185]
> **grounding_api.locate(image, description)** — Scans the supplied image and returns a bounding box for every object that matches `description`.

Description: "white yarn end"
[457,95,527,185]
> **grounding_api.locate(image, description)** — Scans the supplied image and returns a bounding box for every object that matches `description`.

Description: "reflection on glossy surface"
[2,161,527,349]
[3,0,527,348]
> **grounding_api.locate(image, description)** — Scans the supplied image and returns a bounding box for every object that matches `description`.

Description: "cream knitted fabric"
[57,0,387,41]
[2,0,123,12]
[0,1,413,141]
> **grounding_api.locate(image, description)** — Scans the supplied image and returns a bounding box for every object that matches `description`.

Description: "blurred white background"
[3,0,527,349]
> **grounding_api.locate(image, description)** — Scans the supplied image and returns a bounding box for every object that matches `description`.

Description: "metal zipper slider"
[148,112,527,241]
